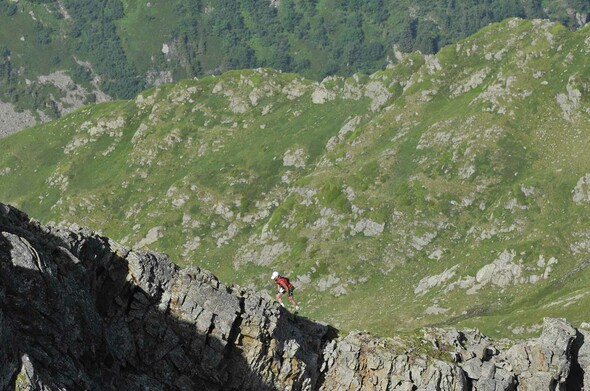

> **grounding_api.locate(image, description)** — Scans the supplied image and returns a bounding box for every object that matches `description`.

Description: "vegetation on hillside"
[1,19,589,338]
[0,0,588,122]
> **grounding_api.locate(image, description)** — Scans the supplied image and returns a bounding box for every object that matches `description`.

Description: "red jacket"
[276,276,293,292]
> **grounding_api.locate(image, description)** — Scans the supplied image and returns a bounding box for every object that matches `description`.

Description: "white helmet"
[271,271,279,280]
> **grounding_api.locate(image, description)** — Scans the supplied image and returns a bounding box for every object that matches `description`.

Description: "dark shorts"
[279,286,295,296]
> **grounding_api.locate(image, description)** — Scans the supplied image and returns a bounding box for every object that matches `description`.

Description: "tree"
[414,20,439,54]
[521,0,545,18]
[396,20,416,53]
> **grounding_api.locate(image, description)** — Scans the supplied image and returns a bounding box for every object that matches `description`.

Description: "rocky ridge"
[1,1,587,137]
[1,201,589,390]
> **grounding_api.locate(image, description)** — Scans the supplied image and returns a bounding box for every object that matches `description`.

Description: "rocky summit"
[1,201,590,390]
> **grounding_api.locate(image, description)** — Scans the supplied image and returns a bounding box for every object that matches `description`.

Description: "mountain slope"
[0,0,588,135]
[1,18,589,338]
[2,201,587,390]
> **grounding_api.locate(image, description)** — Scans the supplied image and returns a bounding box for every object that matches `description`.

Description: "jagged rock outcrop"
[0,202,587,390]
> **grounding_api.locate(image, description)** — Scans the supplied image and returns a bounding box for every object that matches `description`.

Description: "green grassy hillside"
[0,0,588,135]
[1,19,589,339]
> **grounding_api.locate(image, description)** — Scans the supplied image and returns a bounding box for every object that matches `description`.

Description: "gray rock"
[461,357,483,379]
[562,327,589,391]
[504,318,576,390]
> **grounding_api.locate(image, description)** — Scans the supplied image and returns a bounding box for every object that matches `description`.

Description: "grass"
[117,0,177,74]
[1,20,589,339]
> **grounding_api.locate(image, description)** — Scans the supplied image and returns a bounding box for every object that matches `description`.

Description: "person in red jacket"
[271,271,300,311]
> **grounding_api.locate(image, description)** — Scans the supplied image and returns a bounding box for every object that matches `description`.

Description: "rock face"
[0,202,587,390]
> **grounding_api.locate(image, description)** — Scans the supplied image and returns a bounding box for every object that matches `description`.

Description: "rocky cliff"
[1,201,588,390]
